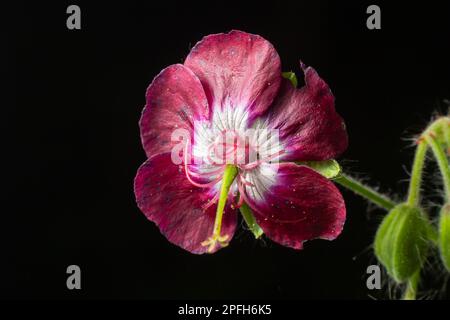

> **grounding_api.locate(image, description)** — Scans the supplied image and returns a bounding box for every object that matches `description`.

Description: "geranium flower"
[134,30,348,254]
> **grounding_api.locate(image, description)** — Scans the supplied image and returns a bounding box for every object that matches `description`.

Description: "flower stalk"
[406,140,428,207]
[334,174,396,211]
[424,132,450,202]
[239,203,264,239]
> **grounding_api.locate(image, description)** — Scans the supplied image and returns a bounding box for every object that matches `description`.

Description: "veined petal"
[140,64,209,158]
[243,163,346,249]
[185,30,281,123]
[134,153,237,254]
[267,65,348,162]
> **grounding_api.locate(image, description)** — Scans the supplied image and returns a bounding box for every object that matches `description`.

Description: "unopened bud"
[374,203,430,283]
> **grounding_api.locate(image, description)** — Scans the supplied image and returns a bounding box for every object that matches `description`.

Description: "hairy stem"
[425,133,450,202]
[334,174,396,211]
[239,203,264,239]
[406,141,428,207]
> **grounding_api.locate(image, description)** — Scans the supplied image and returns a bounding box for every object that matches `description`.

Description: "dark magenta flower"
[134,30,348,254]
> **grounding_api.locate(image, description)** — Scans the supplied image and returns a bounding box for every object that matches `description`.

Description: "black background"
[4,1,450,299]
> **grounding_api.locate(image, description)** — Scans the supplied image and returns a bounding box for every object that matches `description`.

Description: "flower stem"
[403,270,420,300]
[424,133,450,202]
[239,203,264,239]
[406,141,428,207]
[334,174,396,211]
[442,120,450,153]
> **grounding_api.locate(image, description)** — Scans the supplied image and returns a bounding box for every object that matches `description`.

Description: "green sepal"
[296,159,341,179]
[374,203,430,283]
[282,71,298,88]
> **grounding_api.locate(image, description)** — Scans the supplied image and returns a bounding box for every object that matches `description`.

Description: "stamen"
[202,193,219,211]
[234,189,245,209]
[206,143,220,165]
[207,133,240,165]
[184,140,223,188]
[236,176,253,209]
[187,165,224,178]
[240,150,285,170]
[239,174,254,187]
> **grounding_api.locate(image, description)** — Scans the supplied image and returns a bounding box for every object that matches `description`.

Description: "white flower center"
[184,103,284,204]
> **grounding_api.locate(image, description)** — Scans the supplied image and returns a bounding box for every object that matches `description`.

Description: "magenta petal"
[140,64,209,158]
[245,163,346,249]
[184,30,281,121]
[134,153,237,254]
[268,66,348,161]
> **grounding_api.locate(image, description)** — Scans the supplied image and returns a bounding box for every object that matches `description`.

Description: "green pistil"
[201,164,238,252]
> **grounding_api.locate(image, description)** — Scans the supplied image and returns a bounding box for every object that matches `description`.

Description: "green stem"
[406,141,428,207]
[403,270,420,300]
[334,174,396,211]
[425,133,450,202]
[442,120,450,152]
[239,203,264,239]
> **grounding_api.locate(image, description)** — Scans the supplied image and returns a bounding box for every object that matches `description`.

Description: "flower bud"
[439,204,450,272]
[374,203,430,283]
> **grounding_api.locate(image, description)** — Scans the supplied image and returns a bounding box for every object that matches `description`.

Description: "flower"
[134,30,348,254]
